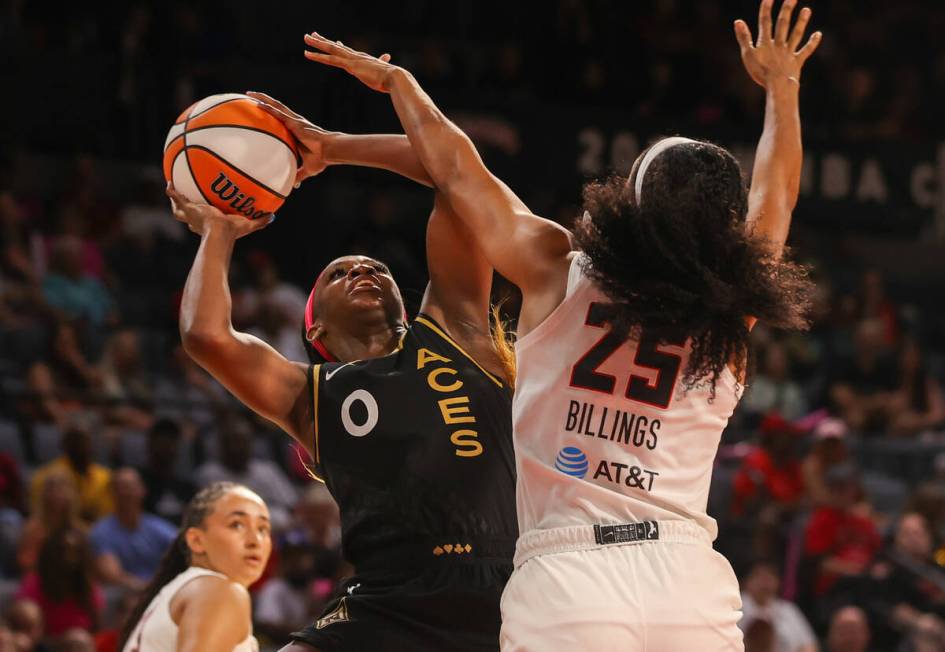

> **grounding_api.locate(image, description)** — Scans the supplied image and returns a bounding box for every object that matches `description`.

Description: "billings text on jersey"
[559,397,662,493]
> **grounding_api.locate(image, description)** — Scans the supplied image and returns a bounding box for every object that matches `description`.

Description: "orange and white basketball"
[163,93,300,220]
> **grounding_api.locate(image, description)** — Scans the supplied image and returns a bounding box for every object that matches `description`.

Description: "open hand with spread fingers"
[303,32,397,93]
[166,183,272,239]
[245,91,335,187]
[734,0,822,89]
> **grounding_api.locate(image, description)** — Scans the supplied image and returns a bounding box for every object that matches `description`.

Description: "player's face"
[188,488,272,587]
[314,255,404,326]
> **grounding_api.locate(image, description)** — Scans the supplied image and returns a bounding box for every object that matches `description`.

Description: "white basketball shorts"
[500,520,743,651]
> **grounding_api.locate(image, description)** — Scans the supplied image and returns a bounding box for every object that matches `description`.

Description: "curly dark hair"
[573,139,814,396]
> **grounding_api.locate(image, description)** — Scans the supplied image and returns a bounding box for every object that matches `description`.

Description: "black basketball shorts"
[289,559,512,652]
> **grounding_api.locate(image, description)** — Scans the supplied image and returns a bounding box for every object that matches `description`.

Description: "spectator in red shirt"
[732,413,805,517]
[804,464,881,598]
[801,418,850,508]
[0,449,25,577]
[17,469,81,574]
[15,525,103,637]
[858,269,898,348]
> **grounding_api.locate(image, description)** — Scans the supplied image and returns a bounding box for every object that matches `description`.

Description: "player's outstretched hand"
[246,91,334,187]
[303,32,397,93]
[734,0,821,89]
[167,183,272,238]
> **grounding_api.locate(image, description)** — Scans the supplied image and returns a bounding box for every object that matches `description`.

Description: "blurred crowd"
[714,279,945,652]
[0,169,349,651]
[3,151,945,652]
[3,0,943,160]
[3,1,945,651]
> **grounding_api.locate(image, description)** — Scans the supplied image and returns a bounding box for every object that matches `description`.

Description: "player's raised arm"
[735,0,821,258]
[246,92,506,378]
[300,33,573,301]
[169,186,311,446]
[246,91,434,188]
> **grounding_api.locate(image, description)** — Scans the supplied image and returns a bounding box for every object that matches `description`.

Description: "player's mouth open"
[349,279,381,294]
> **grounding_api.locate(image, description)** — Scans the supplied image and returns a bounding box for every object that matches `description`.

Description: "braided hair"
[117,482,242,650]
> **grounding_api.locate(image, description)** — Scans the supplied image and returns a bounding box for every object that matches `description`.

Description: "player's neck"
[323,323,404,362]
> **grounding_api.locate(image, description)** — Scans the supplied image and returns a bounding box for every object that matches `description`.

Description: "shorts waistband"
[513,520,712,568]
[354,537,516,572]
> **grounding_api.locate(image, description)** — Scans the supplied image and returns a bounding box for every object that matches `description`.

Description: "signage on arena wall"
[453,103,942,240]
[561,124,944,239]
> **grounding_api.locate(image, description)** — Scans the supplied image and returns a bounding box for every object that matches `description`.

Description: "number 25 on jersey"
[569,303,685,410]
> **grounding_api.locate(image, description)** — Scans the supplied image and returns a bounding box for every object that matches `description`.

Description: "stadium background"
[2,1,945,650]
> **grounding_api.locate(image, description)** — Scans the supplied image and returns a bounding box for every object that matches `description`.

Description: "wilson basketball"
[163,93,300,220]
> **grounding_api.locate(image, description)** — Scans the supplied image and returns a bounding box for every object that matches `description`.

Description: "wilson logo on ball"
[210,172,272,220]
[162,93,300,220]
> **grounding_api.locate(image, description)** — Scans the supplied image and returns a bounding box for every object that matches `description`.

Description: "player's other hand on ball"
[167,183,272,239]
[734,0,821,89]
[246,92,333,187]
[303,32,397,93]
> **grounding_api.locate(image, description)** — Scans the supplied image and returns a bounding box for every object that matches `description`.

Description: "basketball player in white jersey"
[119,482,271,652]
[303,0,820,648]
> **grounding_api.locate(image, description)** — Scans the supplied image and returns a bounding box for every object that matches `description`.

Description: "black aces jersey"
[309,314,517,569]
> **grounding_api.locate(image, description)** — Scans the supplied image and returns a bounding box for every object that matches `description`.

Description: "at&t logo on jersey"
[555,446,589,479]
[554,445,660,492]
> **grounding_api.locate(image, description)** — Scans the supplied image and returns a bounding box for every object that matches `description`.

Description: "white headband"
[634,137,697,205]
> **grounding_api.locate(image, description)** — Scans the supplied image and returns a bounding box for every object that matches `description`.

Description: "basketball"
[162,93,300,220]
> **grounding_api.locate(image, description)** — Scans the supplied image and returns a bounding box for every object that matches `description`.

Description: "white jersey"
[122,566,258,652]
[512,253,741,541]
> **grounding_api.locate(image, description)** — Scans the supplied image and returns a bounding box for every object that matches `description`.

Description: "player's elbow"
[434,134,483,194]
[180,325,230,361]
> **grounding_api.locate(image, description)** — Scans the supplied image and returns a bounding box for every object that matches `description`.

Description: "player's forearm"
[386,69,483,200]
[384,68,571,290]
[179,225,238,352]
[747,79,802,255]
[324,133,433,187]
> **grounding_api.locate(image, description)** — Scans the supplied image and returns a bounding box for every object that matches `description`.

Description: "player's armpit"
[182,330,310,447]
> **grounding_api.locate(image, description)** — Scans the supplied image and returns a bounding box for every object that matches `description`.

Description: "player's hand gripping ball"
[163,93,301,221]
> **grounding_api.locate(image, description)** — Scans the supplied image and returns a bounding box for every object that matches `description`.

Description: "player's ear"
[306,323,326,343]
[184,526,206,556]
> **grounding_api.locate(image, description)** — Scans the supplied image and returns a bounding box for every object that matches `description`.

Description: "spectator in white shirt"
[740,560,818,652]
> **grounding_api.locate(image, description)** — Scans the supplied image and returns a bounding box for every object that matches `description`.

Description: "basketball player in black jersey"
[168,118,517,650]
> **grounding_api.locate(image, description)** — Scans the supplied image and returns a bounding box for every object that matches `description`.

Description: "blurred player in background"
[119,482,271,652]
[302,0,820,648]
